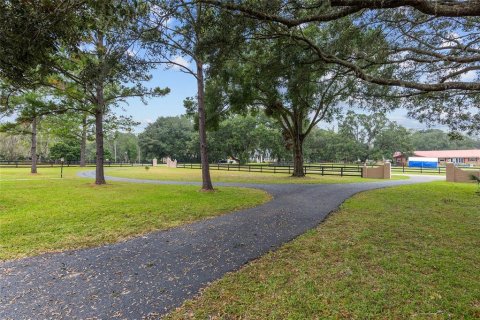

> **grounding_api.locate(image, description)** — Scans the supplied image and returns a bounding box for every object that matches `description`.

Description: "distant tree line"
[138,113,480,165]
[2,111,479,166]
[0,119,139,165]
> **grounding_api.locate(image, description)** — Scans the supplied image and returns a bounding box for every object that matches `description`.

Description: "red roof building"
[393,149,480,165]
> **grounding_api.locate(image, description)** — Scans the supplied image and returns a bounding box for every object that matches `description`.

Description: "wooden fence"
[176,163,363,177]
[0,160,149,168]
[391,165,480,175]
[391,165,446,174]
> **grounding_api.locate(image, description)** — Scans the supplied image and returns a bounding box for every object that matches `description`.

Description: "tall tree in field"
[205,25,376,176]
[143,0,230,190]
[0,90,61,173]
[49,1,169,184]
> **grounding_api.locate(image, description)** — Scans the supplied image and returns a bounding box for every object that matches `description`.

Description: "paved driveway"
[0,173,443,319]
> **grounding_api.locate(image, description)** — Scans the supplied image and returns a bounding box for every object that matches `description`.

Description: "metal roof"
[414,150,480,158]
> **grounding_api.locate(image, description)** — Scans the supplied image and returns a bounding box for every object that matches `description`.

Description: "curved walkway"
[0,172,443,319]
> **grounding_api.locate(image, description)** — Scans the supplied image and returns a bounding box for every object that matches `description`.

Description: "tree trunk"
[292,134,305,177]
[95,89,106,185]
[31,117,37,174]
[196,60,213,191]
[80,113,87,167]
[94,30,106,184]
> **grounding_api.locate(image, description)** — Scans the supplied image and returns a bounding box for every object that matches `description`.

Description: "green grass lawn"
[0,166,87,179]
[0,168,270,261]
[167,182,480,319]
[105,166,408,184]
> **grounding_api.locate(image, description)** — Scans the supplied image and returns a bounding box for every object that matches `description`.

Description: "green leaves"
[0,0,87,86]
[139,116,197,161]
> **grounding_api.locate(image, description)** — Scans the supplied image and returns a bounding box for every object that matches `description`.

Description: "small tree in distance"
[0,90,63,173]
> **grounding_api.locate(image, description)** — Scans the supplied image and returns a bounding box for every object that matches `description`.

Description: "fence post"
[260,166,263,173]
[321,167,324,176]
[227,164,230,171]
[341,167,344,177]
[288,166,291,174]
[304,166,307,175]
[274,166,276,174]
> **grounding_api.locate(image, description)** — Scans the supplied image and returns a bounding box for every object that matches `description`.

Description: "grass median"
[167,182,480,319]
[0,167,270,261]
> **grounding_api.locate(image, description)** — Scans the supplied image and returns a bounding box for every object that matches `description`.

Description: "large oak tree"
[199,0,480,133]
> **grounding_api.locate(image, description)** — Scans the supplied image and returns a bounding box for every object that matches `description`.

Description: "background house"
[393,150,480,166]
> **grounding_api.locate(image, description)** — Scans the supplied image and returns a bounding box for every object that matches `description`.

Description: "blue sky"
[117,66,196,131]
[118,66,447,134]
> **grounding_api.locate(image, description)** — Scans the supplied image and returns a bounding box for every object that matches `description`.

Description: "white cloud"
[168,56,190,70]
[461,70,477,82]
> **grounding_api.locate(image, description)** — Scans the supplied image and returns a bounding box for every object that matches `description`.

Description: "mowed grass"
[0,168,270,261]
[167,182,480,319]
[106,166,408,184]
[0,166,86,179]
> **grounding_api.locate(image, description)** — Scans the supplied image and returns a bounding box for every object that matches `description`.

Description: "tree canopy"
[199,0,480,133]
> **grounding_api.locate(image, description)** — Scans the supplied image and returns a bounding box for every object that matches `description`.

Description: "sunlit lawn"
[0,166,86,179]
[167,182,480,319]
[0,167,270,260]
[105,166,408,184]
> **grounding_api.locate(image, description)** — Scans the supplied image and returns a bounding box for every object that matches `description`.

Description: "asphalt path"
[0,172,443,319]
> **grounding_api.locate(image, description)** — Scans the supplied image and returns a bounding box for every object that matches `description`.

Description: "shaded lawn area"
[0,168,270,261]
[167,182,480,319]
[105,166,408,184]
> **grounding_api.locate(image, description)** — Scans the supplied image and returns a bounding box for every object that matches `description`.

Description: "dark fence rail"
[391,165,446,174]
[177,163,363,177]
[0,160,151,168]
[391,164,480,174]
